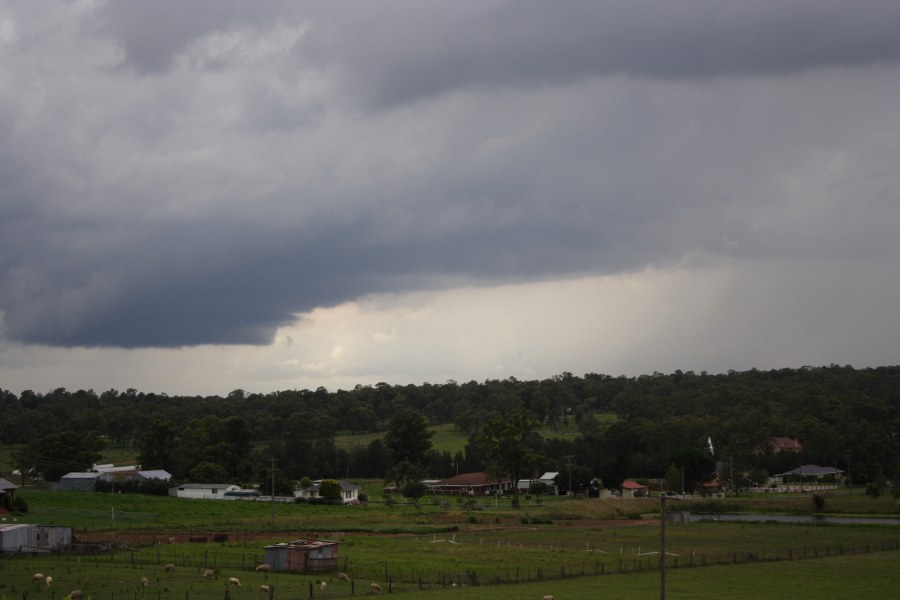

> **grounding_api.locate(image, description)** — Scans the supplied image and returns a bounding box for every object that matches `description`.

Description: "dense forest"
[2,365,899,497]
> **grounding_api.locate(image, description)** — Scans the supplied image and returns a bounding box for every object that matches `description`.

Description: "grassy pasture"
[334,424,468,456]
[1,529,898,600]
[5,487,900,599]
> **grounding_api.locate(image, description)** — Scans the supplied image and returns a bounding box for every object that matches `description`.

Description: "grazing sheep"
[45,577,53,587]
[140,577,149,589]
[259,584,271,595]
[228,577,241,587]
[370,582,382,594]
[32,574,45,583]
[319,581,327,592]
[203,569,215,579]
[337,572,351,582]
[542,596,555,600]
[165,563,176,573]
[70,590,83,600]
[255,564,271,572]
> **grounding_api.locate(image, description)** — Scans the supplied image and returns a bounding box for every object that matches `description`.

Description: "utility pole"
[271,458,276,525]
[564,455,574,496]
[112,478,116,529]
[729,456,735,496]
[845,454,851,488]
[659,495,667,600]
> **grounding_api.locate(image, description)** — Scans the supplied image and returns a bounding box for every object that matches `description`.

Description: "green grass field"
[334,424,469,455]
[1,533,897,600]
[3,488,900,600]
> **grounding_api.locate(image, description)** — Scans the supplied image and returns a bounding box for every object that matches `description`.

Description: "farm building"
[0,478,18,506]
[0,524,74,553]
[50,467,172,491]
[517,471,560,495]
[50,472,101,492]
[263,539,340,573]
[169,483,243,499]
[427,472,514,496]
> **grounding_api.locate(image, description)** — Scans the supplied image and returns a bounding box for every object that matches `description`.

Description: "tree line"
[1,365,898,498]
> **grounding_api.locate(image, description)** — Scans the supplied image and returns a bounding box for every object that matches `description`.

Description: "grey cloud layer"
[1,0,899,348]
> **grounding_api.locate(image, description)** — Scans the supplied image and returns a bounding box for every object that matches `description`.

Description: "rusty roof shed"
[263,538,340,573]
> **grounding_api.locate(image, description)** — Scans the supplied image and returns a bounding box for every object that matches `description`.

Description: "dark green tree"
[386,459,425,490]
[477,409,542,508]
[189,461,230,483]
[17,430,106,482]
[384,410,434,466]
[555,465,594,495]
[669,447,715,493]
[318,479,343,503]
[137,419,179,472]
[402,480,428,504]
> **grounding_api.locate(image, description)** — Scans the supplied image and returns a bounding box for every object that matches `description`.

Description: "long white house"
[169,483,242,499]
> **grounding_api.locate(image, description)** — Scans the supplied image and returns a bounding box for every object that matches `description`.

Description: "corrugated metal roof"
[61,472,101,479]
[265,539,339,550]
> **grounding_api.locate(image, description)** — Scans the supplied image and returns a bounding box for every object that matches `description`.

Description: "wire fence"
[4,537,898,599]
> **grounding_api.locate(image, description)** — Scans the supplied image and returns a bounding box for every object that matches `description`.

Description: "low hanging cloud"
[1,0,900,351]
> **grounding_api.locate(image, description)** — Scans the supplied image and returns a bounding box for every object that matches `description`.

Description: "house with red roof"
[755,437,803,454]
[621,480,650,498]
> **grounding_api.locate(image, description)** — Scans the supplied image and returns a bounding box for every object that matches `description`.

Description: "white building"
[294,481,361,504]
[169,483,242,499]
[517,471,560,495]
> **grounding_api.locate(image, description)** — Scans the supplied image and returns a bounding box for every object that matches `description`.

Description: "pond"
[679,512,900,526]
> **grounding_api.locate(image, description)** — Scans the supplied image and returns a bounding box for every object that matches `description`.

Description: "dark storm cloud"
[1,0,899,349]
[94,0,303,74]
[298,0,900,109]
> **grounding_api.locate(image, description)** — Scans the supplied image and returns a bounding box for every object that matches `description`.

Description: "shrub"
[812,494,826,512]
[12,495,28,514]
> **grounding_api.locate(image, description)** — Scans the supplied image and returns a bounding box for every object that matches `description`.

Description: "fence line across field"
[5,537,895,599]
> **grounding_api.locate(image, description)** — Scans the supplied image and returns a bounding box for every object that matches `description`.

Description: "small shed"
[0,478,18,505]
[264,539,340,573]
[0,524,74,553]
[50,472,101,492]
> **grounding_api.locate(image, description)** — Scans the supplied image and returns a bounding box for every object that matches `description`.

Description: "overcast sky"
[1,0,899,396]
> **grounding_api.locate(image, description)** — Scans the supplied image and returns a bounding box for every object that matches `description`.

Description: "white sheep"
[32,574,45,583]
[259,584,271,595]
[202,569,215,579]
[319,581,327,592]
[542,595,555,600]
[228,577,241,587]
[255,563,271,572]
[140,577,149,589]
[370,582,382,594]
[45,577,53,587]
[165,563,176,573]
[337,572,351,582]
[70,590,83,600]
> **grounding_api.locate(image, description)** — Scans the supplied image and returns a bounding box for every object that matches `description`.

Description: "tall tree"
[137,419,179,472]
[17,430,107,482]
[384,410,434,466]
[478,409,542,508]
